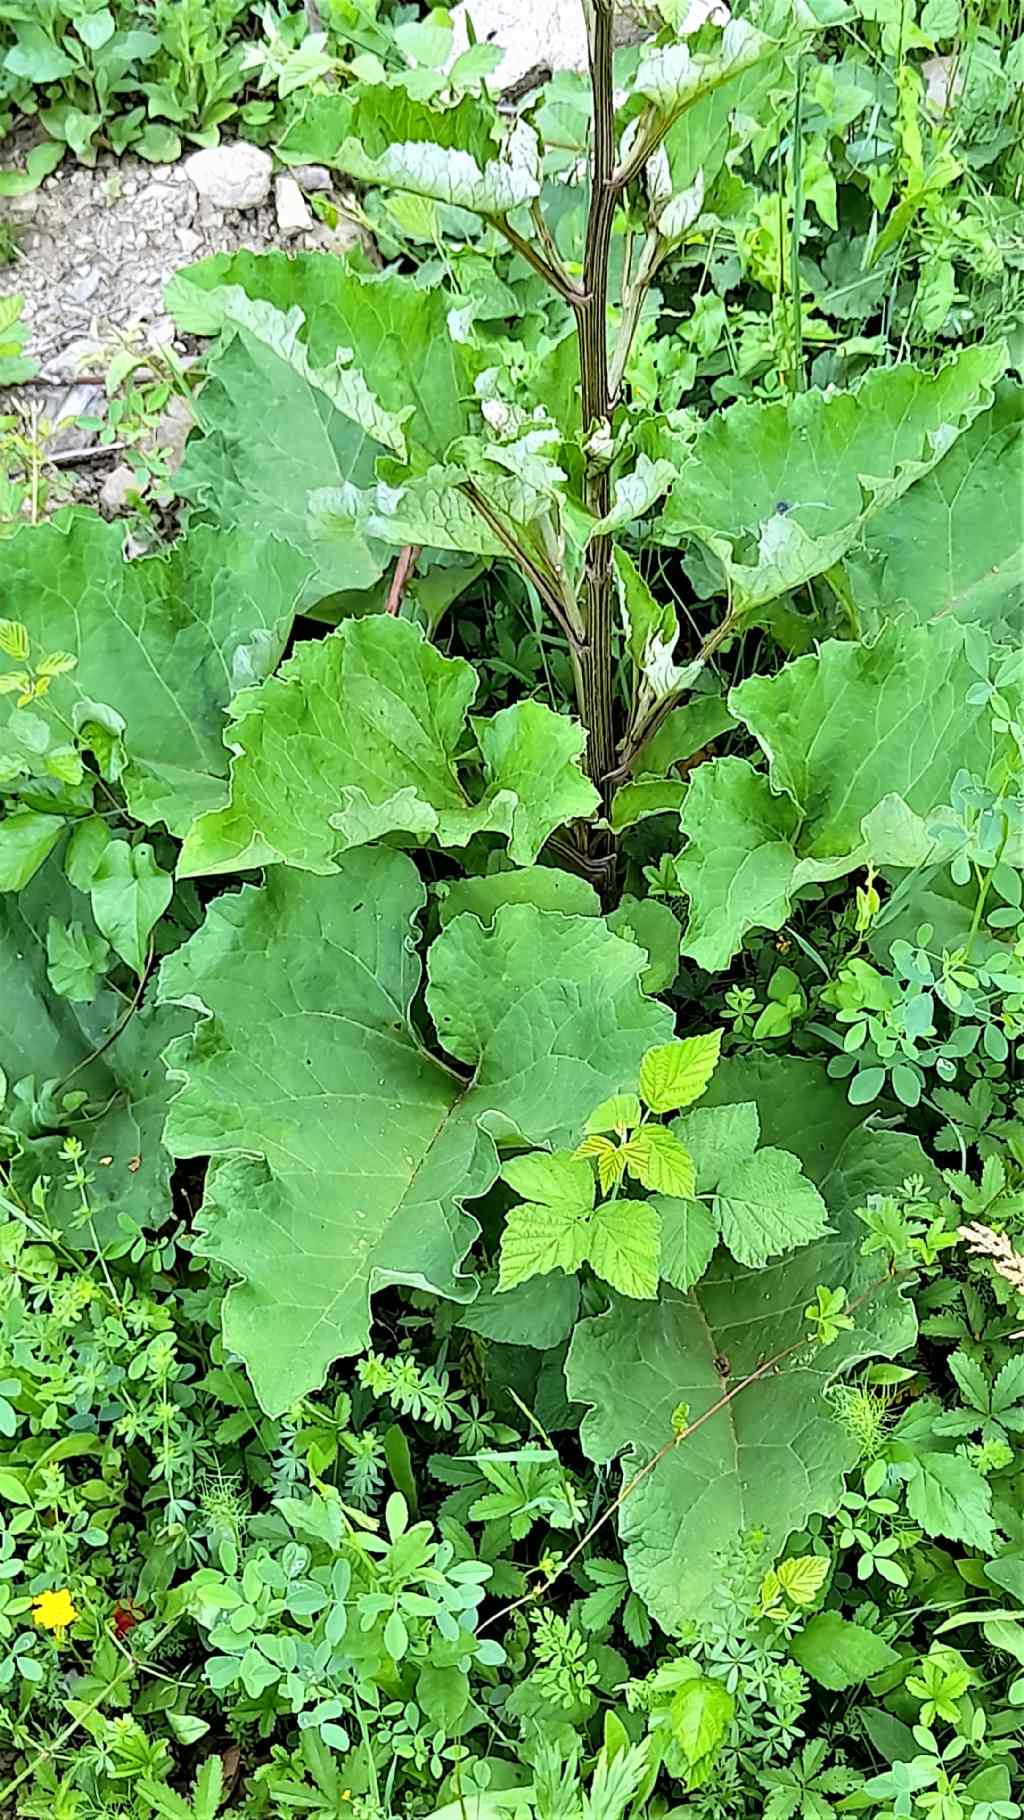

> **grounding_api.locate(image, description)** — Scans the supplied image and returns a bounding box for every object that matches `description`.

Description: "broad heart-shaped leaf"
[676,759,802,972]
[730,620,998,864]
[677,621,1001,969]
[179,287,410,458]
[172,330,387,616]
[652,347,1005,608]
[167,253,485,471]
[0,856,187,1242]
[159,852,672,1414]
[630,17,777,114]
[566,1058,929,1633]
[90,840,173,977]
[318,464,550,560]
[848,380,1024,636]
[278,86,541,214]
[178,617,597,876]
[0,512,307,834]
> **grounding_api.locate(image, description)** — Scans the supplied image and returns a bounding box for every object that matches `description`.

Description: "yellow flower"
[32,1588,78,1637]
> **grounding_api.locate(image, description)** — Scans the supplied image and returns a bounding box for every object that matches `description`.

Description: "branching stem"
[573,0,619,802]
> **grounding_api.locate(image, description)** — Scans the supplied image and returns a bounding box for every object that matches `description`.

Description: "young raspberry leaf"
[575,1134,627,1196]
[640,1030,723,1114]
[587,1200,661,1300]
[501,1151,594,1213]
[498,1152,595,1291]
[621,1126,696,1198]
[775,1554,829,1607]
[586,1093,642,1135]
[498,1202,589,1291]
[715,1147,830,1268]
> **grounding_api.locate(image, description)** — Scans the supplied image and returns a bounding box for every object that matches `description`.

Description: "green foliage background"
[1,1,1024,1817]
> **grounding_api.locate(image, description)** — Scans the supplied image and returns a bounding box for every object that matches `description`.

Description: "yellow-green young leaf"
[621,1127,696,1198]
[775,1554,829,1606]
[670,1676,735,1781]
[0,619,28,660]
[640,1031,723,1114]
[575,1134,627,1196]
[500,1150,594,1214]
[35,650,77,679]
[498,1202,588,1290]
[586,1093,642,1136]
[588,1200,661,1300]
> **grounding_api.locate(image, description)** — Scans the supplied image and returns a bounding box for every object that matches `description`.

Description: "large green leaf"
[172,331,386,615]
[0,512,308,833]
[676,757,802,972]
[168,253,485,468]
[677,620,1000,969]
[653,348,1005,608]
[730,619,998,862]
[566,1060,927,1632]
[277,87,541,214]
[847,380,1024,634]
[0,857,186,1241]
[159,851,672,1413]
[178,616,597,876]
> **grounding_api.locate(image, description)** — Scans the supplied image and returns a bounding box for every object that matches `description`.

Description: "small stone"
[6,193,39,218]
[69,266,102,304]
[175,226,203,255]
[148,315,176,348]
[100,463,140,513]
[274,173,312,238]
[145,393,194,472]
[196,196,223,229]
[922,54,961,114]
[184,142,273,210]
[289,163,332,193]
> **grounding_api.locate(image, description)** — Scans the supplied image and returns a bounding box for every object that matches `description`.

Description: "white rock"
[145,394,194,473]
[69,266,102,304]
[289,163,332,192]
[922,54,962,114]
[274,173,312,238]
[100,463,140,513]
[183,142,273,210]
[447,0,652,91]
[175,226,203,255]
